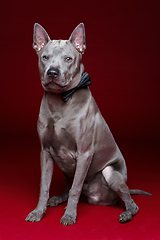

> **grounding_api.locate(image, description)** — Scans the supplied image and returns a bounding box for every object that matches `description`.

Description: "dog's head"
[33,23,86,93]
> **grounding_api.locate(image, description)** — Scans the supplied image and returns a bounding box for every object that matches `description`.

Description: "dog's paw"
[47,196,64,207]
[25,209,45,222]
[119,211,132,223]
[119,200,139,223]
[60,214,76,226]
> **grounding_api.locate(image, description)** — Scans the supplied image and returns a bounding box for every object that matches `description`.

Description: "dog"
[25,23,151,225]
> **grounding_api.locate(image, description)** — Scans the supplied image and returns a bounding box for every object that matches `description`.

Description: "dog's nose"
[47,68,59,78]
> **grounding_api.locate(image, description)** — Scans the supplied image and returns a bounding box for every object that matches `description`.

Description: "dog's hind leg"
[48,175,72,207]
[47,189,69,207]
[102,166,139,223]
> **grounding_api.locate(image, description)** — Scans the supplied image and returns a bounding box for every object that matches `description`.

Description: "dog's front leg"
[60,152,92,226]
[25,149,53,222]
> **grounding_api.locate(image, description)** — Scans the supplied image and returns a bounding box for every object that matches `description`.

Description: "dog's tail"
[130,189,152,196]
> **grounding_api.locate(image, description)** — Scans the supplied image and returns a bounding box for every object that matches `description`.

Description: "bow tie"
[61,72,91,102]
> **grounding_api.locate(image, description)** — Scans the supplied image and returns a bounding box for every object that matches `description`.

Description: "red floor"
[0,135,159,240]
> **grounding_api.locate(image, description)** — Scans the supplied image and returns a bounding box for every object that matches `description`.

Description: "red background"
[0,0,160,239]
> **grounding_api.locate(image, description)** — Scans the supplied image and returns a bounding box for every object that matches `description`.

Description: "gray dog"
[25,23,151,225]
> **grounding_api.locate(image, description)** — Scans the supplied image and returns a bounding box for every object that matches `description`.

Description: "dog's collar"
[61,72,91,102]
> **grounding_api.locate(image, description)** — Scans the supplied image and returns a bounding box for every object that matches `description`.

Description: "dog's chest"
[39,112,78,175]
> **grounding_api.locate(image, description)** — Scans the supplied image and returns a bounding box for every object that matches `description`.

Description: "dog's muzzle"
[43,67,67,90]
[47,68,59,79]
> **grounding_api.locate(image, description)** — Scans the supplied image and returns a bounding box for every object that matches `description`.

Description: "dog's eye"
[43,55,49,61]
[65,57,72,63]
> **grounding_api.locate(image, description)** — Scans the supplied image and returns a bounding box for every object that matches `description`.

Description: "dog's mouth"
[43,80,68,91]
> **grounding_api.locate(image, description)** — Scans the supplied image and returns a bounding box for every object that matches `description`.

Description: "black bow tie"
[61,72,91,102]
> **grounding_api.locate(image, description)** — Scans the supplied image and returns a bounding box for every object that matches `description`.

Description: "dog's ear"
[33,23,50,52]
[69,23,86,54]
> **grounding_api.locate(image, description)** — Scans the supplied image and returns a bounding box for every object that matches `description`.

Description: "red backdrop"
[0,0,159,140]
[0,1,160,240]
